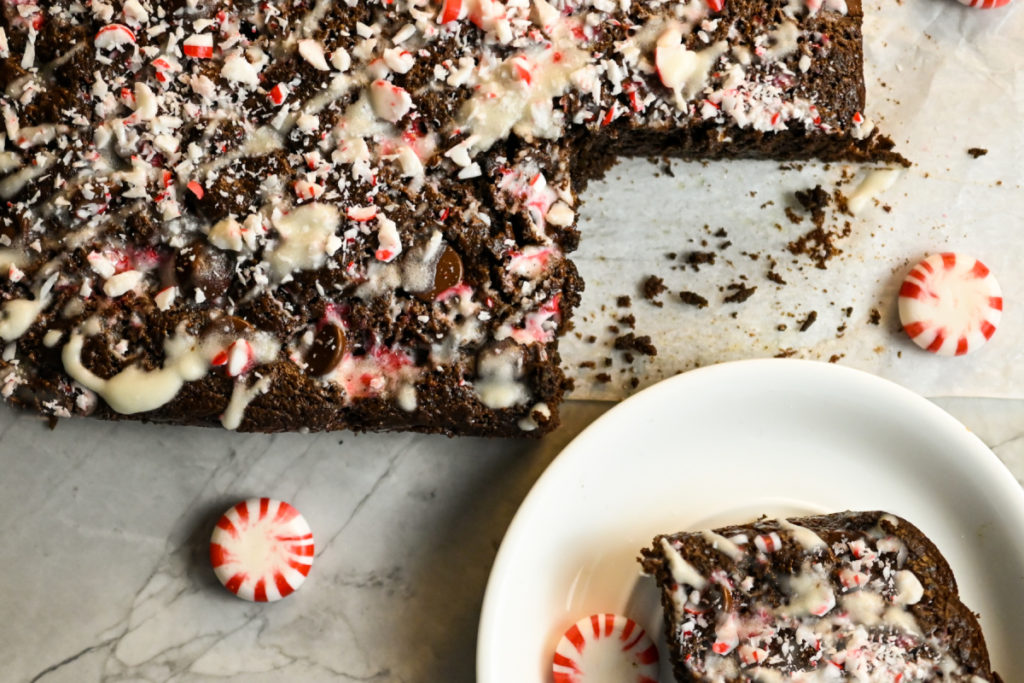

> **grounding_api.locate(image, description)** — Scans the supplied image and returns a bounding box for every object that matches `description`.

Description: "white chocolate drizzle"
[777,516,827,551]
[700,529,745,562]
[221,375,272,430]
[0,273,57,341]
[268,203,342,278]
[660,537,708,590]
[847,168,902,215]
[62,331,209,415]
[455,20,591,151]
[473,347,530,409]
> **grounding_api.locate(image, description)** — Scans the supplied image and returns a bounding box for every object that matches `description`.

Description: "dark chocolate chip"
[306,324,346,376]
[435,246,463,291]
[416,246,463,300]
[177,243,233,297]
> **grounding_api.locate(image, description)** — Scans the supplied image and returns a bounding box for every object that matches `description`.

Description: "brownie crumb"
[578,361,596,369]
[723,283,757,304]
[798,311,818,332]
[618,314,636,329]
[828,354,844,363]
[616,295,632,308]
[629,377,640,389]
[795,185,830,225]
[784,206,803,224]
[765,258,787,285]
[585,335,598,343]
[686,251,717,271]
[642,276,667,307]
[678,291,709,308]
[787,217,852,270]
[608,325,620,334]
[967,147,988,159]
[775,348,798,358]
[595,372,612,383]
[868,308,882,325]
[614,333,658,356]
[713,228,728,238]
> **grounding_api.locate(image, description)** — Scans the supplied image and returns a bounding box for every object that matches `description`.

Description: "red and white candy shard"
[898,253,1002,356]
[552,614,659,683]
[957,0,1011,8]
[210,498,315,602]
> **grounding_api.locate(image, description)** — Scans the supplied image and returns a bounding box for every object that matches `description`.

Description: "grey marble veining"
[1,397,1021,682]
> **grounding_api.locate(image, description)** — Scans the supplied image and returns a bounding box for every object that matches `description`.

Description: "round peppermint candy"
[898,253,1002,356]
[553,614,659,683]
[210,498,315,602]
[957,0,1011,8]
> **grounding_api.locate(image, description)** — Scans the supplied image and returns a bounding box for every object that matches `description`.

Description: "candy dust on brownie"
[0,0,901,435]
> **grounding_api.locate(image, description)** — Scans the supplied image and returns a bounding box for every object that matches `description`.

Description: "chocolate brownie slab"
[0,0,899,435]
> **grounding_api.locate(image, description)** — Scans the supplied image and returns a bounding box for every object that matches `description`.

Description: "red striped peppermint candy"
[210,498,315,602]
[957,0,1011,8]
[553,614,659,683]
[898,253,1002,356]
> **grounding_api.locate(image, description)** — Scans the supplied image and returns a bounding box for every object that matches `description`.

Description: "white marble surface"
[1,394,1023,682]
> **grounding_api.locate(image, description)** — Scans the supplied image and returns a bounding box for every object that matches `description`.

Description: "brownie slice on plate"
[640,511,1002,682]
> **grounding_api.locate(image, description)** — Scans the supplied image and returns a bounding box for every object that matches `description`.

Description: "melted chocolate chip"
[434,246,463,292]
[306,324,347,376]
[415,246,463,300]
[203,315,254,338]
[177,243,234,297]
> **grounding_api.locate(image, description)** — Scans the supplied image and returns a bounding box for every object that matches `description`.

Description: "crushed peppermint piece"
[95,24,136,50]
[183,34,214,59]
[298,39,330,70]
[369,79,413,123]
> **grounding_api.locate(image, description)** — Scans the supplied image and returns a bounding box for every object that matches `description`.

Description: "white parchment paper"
[564,0,1024,400]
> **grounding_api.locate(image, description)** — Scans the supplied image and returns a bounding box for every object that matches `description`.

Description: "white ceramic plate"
[477,359,1024,682]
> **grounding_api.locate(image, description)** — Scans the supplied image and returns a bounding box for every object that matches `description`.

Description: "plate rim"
[476,358,1024,681]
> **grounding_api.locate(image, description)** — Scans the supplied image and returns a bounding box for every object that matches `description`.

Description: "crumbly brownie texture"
[0,0,901,436]
[639,511,1002,682]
